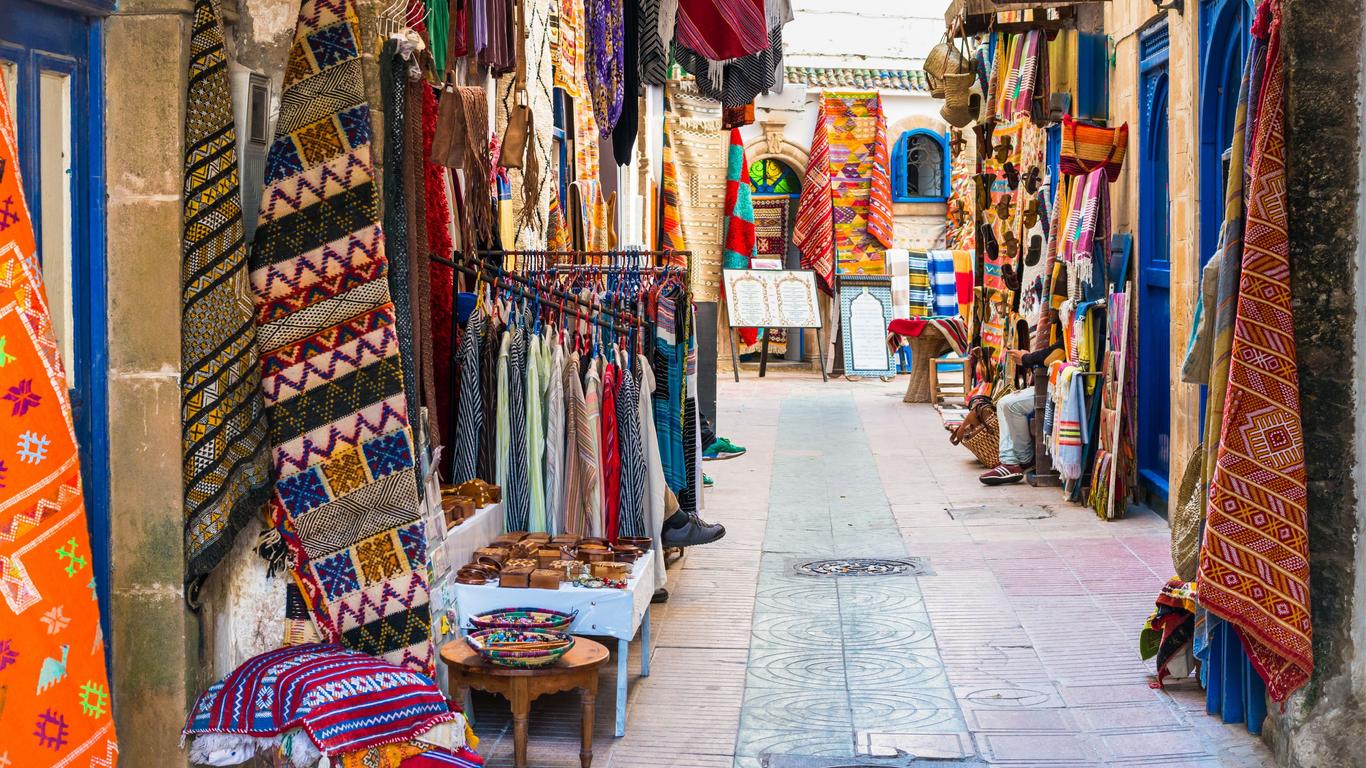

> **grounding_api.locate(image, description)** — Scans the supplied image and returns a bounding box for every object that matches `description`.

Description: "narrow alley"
[467,376,1276,767]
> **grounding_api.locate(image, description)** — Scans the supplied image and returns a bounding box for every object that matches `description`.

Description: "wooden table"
[442,638,610,768]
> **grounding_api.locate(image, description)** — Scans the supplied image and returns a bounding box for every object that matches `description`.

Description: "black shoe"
[662,515,726,547]
[652,588,670,604]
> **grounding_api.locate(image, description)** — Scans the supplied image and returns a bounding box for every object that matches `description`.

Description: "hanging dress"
[581,354,606,536]
[637,353,669,590]
[525,328,547,532]
[563,348,587,533]
[616,352,648,539]
[600,354,621,540]
[506,324,531,531]
[544,330,566,535]
[452,311,484,484]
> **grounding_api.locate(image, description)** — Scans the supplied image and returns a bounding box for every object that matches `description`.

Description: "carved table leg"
[511,680,530,768]
[580,687,596,768]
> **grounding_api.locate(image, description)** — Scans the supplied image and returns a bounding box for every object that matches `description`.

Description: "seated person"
[979,338,1062,486]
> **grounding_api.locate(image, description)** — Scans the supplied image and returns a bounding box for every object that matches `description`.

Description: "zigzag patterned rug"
[249,0,431,672]
[182,0,272,588]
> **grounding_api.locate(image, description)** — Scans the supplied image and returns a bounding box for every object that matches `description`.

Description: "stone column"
[103,0,193,762]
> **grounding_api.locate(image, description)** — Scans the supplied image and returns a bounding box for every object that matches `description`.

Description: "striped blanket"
[907,251,932,317]
[926,249,959,316]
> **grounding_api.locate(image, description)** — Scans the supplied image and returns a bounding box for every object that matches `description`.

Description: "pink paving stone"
[976,732,1100,762]
[1060,683,1166,706]
[963,707,1075,731]
[1073,702,1186,731]
[1096,729,1215,761]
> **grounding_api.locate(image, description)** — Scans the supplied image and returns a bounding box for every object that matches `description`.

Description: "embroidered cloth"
[673,0,768,61]
[1198,0,1310,703]
[0,61,121,768]
[250,0,430,672]
[181,0,272,586]
[826,92,891,276]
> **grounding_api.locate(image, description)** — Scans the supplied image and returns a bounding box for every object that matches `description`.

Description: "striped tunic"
[616,359,648,539]
[452,312,484,484]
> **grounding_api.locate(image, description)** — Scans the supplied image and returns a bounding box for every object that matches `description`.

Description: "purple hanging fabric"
[585,0,624,135]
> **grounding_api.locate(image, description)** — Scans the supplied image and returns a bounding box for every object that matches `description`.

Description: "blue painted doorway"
[1137,21,1171,507]
[0,0,112,636]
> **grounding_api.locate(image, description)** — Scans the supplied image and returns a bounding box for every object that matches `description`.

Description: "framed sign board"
[722,269,823,329]
[722,269,827,381]
[838,275,896,379]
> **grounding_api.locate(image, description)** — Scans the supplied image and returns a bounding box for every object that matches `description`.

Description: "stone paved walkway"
[467,375,1275,767]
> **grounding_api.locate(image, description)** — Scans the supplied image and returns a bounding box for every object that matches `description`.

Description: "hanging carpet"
[664,81,727,301]
[1197,0,1311,703]
[0,68,122,768]
[181,0,272,587]
[249,0,431,673]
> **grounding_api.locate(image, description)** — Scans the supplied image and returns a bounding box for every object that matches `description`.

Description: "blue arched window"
[747,157,801,196]
[891,129,949,203]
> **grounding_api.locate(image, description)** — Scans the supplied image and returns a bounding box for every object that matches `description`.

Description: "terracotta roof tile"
[783,66,930,92]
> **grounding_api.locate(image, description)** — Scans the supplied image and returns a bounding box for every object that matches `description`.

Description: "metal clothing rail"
[433,253,641,333]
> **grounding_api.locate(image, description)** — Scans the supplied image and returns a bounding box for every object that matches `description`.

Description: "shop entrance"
[1137,21,1171,507]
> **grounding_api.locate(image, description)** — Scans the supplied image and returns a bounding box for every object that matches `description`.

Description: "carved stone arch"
[742,118,810,178]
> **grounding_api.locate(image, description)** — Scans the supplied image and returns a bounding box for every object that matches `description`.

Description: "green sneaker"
[703,436,747,461]
[703,473,714,488]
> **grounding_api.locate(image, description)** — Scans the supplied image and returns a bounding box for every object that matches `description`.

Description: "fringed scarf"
[1198,0,1310,703]
[250,0,430,672]
[868,96,895,250]
[794,107,834,292]
[659,130,688,263]
[181,0,271,587]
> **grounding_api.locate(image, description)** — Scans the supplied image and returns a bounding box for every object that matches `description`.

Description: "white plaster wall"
[785,0,951,69]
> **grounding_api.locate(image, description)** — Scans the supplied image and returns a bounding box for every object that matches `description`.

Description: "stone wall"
[103,1,192,762]
[1267,0,1366,764]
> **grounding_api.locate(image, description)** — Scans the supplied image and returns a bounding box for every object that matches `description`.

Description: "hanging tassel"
[255,526,287,579]
[707,59,726,91]
[516,122,541,235]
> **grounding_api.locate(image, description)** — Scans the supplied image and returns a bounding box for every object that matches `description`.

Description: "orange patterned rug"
[0,77,120,767]
[1197,0,1311,703]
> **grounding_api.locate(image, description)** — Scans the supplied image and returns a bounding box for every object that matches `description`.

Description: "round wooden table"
[441,637,610,768]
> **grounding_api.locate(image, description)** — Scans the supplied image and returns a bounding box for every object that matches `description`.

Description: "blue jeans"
[996,388,1034,467]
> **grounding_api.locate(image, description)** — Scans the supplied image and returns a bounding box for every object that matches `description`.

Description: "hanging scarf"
[794,108,834,292]
[585,0,625,135]
[659,131,688,262]
[181,0,271,586]
[1054,365,1087,479]
[669,0,768,62]
[1198,0,1310,703]
[638,0,669,84]
[0,46,122,768]
[250,0,430,672]
[555,0,584,96]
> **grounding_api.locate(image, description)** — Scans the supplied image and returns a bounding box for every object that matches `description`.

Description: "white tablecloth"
[441,501,504,571]
[454,555,655,641]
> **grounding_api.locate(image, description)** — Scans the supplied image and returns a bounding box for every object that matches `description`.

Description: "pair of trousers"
[996,388,1035,466]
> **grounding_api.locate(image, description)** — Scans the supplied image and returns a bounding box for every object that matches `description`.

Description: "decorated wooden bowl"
[465,629,575,668]
[468,607,578,632]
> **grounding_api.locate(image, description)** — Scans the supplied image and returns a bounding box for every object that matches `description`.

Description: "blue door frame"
[0,0,112,639]
[1137,21,1171,506]
[1199,0,1254,267]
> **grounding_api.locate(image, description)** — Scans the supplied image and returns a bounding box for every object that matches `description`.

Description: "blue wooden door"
[0,0,111,634]
[1199,0,1254,266]
[1137,23,1171,505]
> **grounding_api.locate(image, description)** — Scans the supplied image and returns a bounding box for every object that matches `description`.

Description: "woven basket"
[466,629,575,668]
[468,608,577,632]
[950,397,1000,467]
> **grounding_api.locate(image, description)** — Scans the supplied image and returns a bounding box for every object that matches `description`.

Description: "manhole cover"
[792,557,931,577]
[945,504,1052,521]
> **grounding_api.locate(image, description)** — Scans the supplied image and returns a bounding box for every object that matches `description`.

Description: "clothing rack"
[432,253,636,333]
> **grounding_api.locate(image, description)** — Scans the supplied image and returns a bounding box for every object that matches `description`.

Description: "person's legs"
[997,388,1035,467]
[980,389,1034,485]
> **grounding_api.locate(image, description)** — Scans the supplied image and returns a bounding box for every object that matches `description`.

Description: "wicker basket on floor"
[949,396,1000,467]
